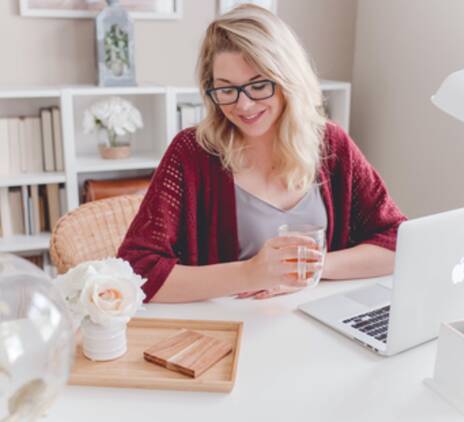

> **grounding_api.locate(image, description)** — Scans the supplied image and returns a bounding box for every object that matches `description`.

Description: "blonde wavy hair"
[196,4,327,191]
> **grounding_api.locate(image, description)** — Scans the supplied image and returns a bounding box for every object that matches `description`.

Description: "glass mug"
[278,224,326,288]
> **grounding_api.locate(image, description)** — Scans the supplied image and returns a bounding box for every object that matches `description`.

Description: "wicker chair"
[50,194,143,274]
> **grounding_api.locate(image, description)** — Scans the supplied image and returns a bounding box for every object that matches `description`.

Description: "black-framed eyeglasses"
[206,79,276,105]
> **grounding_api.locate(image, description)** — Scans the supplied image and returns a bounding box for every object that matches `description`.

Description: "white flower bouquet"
[82,96,143,147]
[55,258,146,329]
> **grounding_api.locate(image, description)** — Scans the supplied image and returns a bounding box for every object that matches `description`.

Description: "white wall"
[351,0,464,218]
[0,0,357,86]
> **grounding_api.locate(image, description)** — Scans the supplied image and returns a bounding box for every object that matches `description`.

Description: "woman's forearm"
[152,261,252,303]
[322,244,395,280]
[153,244,394,302]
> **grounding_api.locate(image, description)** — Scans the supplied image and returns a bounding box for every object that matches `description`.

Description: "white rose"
[54,258,146,328]
[80,275,144,327]
[55,264,97,327]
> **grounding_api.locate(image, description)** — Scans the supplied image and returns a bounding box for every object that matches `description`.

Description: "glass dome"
[0,254,75,421]
[0,253,49,280]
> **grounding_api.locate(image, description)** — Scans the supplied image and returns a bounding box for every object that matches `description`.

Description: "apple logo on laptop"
[452,258,464,284]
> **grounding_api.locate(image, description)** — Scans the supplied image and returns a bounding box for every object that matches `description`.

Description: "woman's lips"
[238,109,266,125]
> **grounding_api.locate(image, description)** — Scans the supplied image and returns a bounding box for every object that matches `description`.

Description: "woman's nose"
[234,90,255,111]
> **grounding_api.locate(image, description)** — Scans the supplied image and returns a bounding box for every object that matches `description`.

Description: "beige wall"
[0,0,356,87]
[6,0,461,219]
[351,0,464,218]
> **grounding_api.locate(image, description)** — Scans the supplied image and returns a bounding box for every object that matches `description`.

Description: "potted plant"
[82,96,143,159]
[55,257,146,361]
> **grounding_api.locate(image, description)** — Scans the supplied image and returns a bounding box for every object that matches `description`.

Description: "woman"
[118,5,406,303]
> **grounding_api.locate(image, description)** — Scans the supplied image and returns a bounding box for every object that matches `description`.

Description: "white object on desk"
[425,69,464,414]
[299,207,464,356]
[424,320,464,415]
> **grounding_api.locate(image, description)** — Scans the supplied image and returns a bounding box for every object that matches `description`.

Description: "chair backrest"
[50,194,143,274]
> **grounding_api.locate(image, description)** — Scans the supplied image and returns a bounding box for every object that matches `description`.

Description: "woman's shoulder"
[321,121,362,167]
[322,121,354,151]
[160,127,222,178]
[167,128,205,158]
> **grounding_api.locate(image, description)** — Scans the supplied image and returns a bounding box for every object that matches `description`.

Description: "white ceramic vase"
[80,317,127,361]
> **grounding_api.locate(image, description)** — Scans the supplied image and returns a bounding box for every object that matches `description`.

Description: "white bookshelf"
[0,172,66,188]
[0,80,351,253]
[321,79,352,132]
[0,233,51,253]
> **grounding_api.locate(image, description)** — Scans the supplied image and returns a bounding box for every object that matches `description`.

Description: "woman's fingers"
[236,290,265,299]
[236,285,304,299]
[254,285,305,299]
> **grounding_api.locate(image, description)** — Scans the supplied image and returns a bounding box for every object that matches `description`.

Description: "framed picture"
[19,0,182,20]
[218,0,277,15]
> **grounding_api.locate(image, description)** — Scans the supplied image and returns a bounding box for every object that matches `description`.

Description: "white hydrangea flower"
[82,96,143,137]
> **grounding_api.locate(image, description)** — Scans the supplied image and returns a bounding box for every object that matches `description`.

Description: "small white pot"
[80,318,127,361]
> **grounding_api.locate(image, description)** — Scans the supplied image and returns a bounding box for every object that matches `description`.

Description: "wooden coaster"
[143,329,233,378]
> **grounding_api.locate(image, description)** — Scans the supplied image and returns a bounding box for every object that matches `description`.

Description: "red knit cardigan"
[117,122,407,301]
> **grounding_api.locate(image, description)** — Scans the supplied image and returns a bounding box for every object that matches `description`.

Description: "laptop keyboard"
[342,305,390,343]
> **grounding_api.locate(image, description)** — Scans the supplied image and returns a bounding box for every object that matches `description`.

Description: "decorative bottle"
[96,0,136,86]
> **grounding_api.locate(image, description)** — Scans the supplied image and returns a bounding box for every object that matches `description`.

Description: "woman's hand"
[242,235,323,292]
[236,284,305,300]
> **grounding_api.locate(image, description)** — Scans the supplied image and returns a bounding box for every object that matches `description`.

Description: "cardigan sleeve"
[117,132,191,301]
[333,125,407,251]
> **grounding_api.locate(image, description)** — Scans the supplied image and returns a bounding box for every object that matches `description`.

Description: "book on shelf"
[0,119,10,176]
[40,108,55,172]
[46,183,61,230]
[8,118,21,175]
[0,183,65,238]
[21,185,30,235]
[25,117,44,173]
[59,185,67,216]
[0,187,27,237]
[177,102,205,130]
[29,185,41,235]
[0,107,64,177]
[319,96,331,120]
[18,117,27,173]
[0,187,12,237]
[9,188,25,235]
[51,107,64,171]
[38,186,47,232]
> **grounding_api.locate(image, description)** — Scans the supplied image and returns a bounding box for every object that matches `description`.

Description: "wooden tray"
[69,318,243,393]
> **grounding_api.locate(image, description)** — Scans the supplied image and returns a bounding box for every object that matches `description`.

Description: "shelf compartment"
[67,86,166,97]
[71,92,168,159]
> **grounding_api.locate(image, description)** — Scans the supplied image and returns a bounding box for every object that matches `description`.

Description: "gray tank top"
[235,184,328,260]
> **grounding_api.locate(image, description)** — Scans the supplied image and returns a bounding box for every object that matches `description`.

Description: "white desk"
[45,278,462,422]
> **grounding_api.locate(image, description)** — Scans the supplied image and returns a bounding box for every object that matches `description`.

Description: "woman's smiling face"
[212,51,284,141]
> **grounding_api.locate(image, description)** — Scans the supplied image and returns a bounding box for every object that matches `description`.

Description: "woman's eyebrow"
[214,74,262,84]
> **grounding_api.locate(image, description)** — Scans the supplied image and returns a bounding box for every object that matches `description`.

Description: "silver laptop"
[298,208,464,356]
